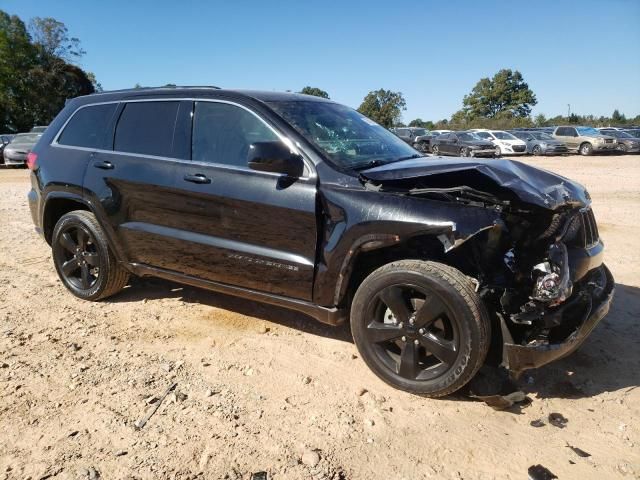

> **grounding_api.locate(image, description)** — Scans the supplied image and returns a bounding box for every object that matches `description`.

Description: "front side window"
[114,101,179,157]
[58,103,118,149]
[267,100,418,171]
[192,102,279,167]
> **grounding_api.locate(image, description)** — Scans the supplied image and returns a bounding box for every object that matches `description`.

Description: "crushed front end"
[491,207,615,375]
[361,158,616,376]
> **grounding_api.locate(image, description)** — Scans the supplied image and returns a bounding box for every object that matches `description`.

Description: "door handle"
[184,174,211,184]
[94,160,114,170]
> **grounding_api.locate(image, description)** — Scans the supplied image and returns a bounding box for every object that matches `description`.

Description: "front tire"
[579,142,593,156]
[460,147,469,157]
[350,260,490,397]
[431,145,440,155]
[494,145,502,157]
[52,210,129,301]
[532,145,542,156]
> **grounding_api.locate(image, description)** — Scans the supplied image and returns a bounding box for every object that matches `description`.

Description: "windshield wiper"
[391,154,422,162]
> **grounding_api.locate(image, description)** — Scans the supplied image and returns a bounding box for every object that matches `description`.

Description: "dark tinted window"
[556,127,571,136]
[192,102,278,167]
[114,101,179,157]
[58,103,117,149]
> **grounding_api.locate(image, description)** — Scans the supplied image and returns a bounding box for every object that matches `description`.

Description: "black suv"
[27,87,614,397]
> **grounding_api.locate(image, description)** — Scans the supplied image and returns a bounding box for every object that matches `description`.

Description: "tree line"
[1,10,100,133]
[301,69,639,130]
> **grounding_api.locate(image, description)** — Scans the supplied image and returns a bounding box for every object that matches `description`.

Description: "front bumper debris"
[501,264,614,376]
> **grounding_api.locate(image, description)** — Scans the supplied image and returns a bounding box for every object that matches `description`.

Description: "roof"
[73,86,334,105]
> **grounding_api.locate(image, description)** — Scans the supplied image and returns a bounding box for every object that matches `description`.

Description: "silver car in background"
[2,133,42,167]
[511,131,569,155]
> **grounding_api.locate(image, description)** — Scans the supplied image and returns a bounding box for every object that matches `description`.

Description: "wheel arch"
[42,193,92,245]
[42,193,129,266]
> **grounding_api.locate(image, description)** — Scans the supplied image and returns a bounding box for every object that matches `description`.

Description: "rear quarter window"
[114,101,180,157]
[57,103,118,149]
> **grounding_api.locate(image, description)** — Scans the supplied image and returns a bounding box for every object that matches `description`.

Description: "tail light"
[26,152,38,170]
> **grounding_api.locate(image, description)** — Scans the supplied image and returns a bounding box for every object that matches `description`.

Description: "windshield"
[493,131,518,140]
[474,131,493,140]
[267,100,419,170]
[11,133,40,144]
[607,130,633,139]
[458,132,481,141]
[576,127,601,136]
[532,132,554,140]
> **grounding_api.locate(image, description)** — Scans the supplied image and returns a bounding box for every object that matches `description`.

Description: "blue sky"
[3,0,639,121]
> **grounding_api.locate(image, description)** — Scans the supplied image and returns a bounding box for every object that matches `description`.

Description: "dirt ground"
[0,155,639,480]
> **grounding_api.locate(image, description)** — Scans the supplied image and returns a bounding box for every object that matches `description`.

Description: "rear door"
[82,99,191,269]
[166,100,318,300]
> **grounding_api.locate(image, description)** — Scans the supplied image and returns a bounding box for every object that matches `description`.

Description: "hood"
[361,157,590,210]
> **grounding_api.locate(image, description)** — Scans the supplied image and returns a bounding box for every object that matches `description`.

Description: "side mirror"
[247,141,304,177]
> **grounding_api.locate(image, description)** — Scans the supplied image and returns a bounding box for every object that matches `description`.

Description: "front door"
[167,100,318,301]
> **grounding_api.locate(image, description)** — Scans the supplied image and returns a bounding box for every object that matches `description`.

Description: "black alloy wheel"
[364,284,459,381]
[52,210,129,301]
[55,224,100,290]
[351,260,490,397]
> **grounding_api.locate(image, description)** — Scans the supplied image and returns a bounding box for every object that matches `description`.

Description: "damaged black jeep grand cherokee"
[27,87,614,397]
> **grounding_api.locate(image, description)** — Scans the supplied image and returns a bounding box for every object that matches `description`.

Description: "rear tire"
[52,210,129,301]
[460,147,469,157]
[350,260,490,397]
[579,142,593,156]
[432,145,440,155]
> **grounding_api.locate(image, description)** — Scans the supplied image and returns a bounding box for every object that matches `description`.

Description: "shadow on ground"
[110,276,353,343]
[108,276,640,400]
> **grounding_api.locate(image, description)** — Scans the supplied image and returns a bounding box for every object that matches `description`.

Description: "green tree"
[611,109,626,124]
[0,11,37,131]
[408,118,435,129]
[299,86,330,99]
[534,113,547,126]
[462,69,537,119]
[357,89,406,128]
[0,10,97,132]
[28,17,85,61]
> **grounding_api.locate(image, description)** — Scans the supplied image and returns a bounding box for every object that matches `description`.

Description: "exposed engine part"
[531,242,572,305]
[503,248,516,272]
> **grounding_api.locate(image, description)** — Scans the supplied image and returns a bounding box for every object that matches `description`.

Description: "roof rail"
[88,85,221,96]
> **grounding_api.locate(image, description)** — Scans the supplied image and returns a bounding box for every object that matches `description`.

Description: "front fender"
[312,184,503,307]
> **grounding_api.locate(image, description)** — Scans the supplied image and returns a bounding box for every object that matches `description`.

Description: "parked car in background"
[430,129,453,136]
[431,131,496,157]
[2,133,42,167]
[390,127,435,152]
[511,131,569,156]
[552,126,617,156]
[0,134,15,164]
[469,129,527,156]
[622,129,640,138]
[30,126,48,133]
[26,87,614,397]
[597,129,640,153]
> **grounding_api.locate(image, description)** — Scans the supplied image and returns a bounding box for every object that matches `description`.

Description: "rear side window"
[192,102,278,167]
[114,101,179,157]
[57,103,117,149]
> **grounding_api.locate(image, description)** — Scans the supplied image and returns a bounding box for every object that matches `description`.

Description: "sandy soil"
[0,155,639,480]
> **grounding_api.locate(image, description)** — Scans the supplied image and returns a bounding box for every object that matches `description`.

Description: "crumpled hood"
[361,157,590,210]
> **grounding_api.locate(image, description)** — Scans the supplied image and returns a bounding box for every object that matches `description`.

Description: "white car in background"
[470,129,528,156]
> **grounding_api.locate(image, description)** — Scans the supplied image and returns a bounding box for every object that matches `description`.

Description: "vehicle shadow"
[522,282,640,399]
[110,276,354,343]
[108,277,639,399]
